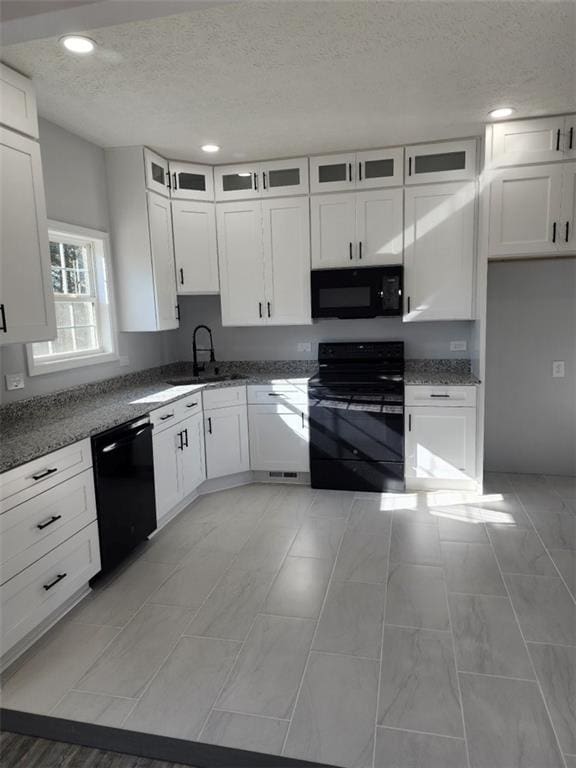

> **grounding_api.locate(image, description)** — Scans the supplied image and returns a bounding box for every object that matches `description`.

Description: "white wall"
[0,118,178,403]
[484,258,576,476]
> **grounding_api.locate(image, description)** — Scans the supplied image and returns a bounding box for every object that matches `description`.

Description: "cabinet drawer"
[174,392,203,420]
[247,382,308,405]
[0,439,92,513]
[203,385,247,411]
[405,386,476,407]
[0,522,101,655]
[0,469,97,586]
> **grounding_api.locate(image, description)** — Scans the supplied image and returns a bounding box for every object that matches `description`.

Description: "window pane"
[66,269,90,295]
[414,151,466,175]
[318,163,348,184]
[50,242,61,267]
[34,342,51,358]
[51,267,64,293]
[72,301,96,326]
[63,243,89,270]
[74,326,98,351]
[364,158,394,179]
[55,301,73,328]
[177,172,206,192]
[52,328,74,355]
[222,173,253,192]
[151,162,165,185]
[268,168,300,188]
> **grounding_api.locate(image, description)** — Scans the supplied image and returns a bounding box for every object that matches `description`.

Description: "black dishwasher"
[92,416,157,576]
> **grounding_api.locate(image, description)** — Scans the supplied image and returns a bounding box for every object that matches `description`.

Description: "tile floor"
[2,473,575,768]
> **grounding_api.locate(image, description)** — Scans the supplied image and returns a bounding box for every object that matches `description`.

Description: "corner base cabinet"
[248,385,309,472]
[203,387,250,479]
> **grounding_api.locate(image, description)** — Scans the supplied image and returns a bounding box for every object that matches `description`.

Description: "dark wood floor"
[0,731,197,768]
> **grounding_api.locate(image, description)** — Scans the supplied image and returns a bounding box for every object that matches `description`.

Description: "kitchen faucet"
[192,325,215,377]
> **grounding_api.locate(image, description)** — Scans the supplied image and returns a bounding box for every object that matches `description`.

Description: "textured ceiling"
[2,1,575,162]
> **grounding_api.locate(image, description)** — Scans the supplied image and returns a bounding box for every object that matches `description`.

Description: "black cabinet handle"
[262,171,267,190]
[186,401,198,408]
[37,515,62,530]
[348,163,352,182]
[207,417,212,434]
[0,304,6,333]
[173,172,177,190]
[358,162,362,181]
[268,393,281,397]
[349,242,353,260]
[359,241,362,260]
[166,171,171,190]
[408,157,412,176]
[183,428,189,448]
[175,304,180,321]
[177,431,184,450]
[159,413,174,421]
[430,394,451,398]
[301,411,305,428]
[556,129,561,151]
[408,414,412,431]
[566,221,570,243]
[32,467,58,481]
[43,573,67,591]
[259,301,262,318]
[179,267,184,285]
[267,301,271,318]
[253,172,258,191]
[552,222,557,243]
[407,296,411,313]
[569,126,574,150]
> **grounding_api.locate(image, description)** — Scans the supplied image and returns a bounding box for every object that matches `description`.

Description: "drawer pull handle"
[430,394,451,398]
[186,402,198,408]
[159,413,175,421]
[43,573,67,591]
[37,515,62,530]
[268,393,282,397]
[32,468,58,481]
[207,416,212,434]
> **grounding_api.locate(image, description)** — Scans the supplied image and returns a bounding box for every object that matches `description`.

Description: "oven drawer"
[309,405,404,462]
[310,459,404,493]
[405,386,476,407]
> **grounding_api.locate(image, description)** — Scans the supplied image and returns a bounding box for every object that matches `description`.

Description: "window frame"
[27,221,118,376]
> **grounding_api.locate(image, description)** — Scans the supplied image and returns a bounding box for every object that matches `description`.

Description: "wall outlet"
[5,373,25,391]
[119,356,130,367]
[450,340,467,352]
[297,342,312,353]
[552,361,565,378]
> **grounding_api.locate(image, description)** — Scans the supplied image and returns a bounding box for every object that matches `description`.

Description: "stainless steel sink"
[165,374,247,385]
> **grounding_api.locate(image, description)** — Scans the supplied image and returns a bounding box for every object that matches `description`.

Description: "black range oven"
[311,266,403,319]
[308,342,405,493]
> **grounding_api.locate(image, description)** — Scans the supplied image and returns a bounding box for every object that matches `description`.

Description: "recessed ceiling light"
[60,35,96,54]
[201,144,220,153]
[489,107,514,119]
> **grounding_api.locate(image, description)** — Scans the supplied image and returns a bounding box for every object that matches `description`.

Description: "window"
[28,222,117,375]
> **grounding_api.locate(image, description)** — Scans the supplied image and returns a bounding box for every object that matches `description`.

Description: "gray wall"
[175,295,474,361]
[485,258,576,476]
[0,118,178,404]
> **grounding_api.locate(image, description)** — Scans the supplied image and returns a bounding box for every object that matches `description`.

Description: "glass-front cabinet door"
[144,148,171,197]
[356,148,404,189]
[310,153,356,194]
[214,164,260,201]
[405,139,477,185]
[169,161,214,201]
[260,158,309,197]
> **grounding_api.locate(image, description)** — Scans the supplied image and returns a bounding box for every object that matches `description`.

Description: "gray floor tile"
[544,475,576,500]
[0,623,118,714]
[77,604,192,698]
[263,556,332,619]
[550,549,576,596]
[374,727,467,768]
[390,520,442,565]
[489,527,557,575]
[51,691,136,726]
[216,614,315,718]
[185,568,273,641]
[459,672,564,768]
[482,472,514,495]
[517,489,570,513]
[307,489,355,519]
[437,514,489,543]
[378,626,463,737]
[386,563,449,631]
[200,711,288,755]
[264,486,317,527]
[442,541,507,596]
[313,580,385,658]
[449,594,534,678]
[505,574,576,645]
[283,651,378,768]
[233,525,298,573]
[289,516,347,561]
[189,517,259,554]
[528,643,576,754]
[527,506,576,551]
[147,549,231,610]
[565,755,576,768]
[140,518,215,564]
[123,636,238,740]
[471,494,534,529]
[332,504,391,583]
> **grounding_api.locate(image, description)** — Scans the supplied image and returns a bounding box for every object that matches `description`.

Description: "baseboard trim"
[0,709,336,768]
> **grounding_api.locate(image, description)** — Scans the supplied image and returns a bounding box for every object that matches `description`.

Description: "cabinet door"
[180,411,206,497]
[147,191,179,329]
[205,405,250,479]
[559,163,576,254]
[260,158,309,197]
[214,164,260,201]
[490,117,566,167]
[488,165,563,258]
[262,197,311,325]
[310,193,357,268]
[404,182,475,321]
[0,63,39,139]
[355,188,403,266]
[144,148,170,197]
[172,200,219,294]
[309,153,356,193]
[356,147,404,189]
[216,201,266,325]
[169,161,214,201]
[405,406,476,480]
[0,129,56,345]
[405,140,476,184]
[153,424,183,522]
[248,404,309,472]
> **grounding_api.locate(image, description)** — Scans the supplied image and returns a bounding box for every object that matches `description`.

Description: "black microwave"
[311,266,403,319]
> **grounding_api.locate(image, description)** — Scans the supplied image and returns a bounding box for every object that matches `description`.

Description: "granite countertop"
[0,358,479,474]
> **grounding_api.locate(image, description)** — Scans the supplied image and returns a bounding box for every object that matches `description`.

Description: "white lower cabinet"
[248,404,309,472]
[204,404,250,480]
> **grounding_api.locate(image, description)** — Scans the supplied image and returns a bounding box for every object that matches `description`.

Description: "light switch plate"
[450,341,467,352]
[552,361,565,378]
[5,373,25,390]
[297,342,312,353]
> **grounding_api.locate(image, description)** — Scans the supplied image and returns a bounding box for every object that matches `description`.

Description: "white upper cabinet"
[310,148,403,193]
[144,148,171,197]
[404,181,475,321]
[0,127,56,345]
[262,197,311,325]
[310,193,356,268]
[172,200,219,294]
[169,161,214,201]
[490,116,576,167]
[405,139,477,185]
[215,158,308,201]
[147,191,179,329]
[0,64,39,139]
[488,164,563,258]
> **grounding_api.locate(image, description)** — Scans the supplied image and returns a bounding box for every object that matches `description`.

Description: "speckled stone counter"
[405,359,480,386]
